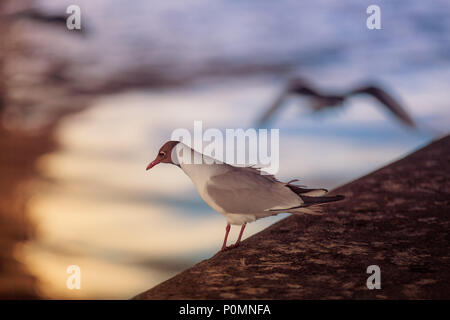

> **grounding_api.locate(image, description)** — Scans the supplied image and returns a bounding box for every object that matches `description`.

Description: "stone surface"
[134,135,450,299]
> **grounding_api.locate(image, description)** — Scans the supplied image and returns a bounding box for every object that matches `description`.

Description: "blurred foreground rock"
[135,135,450,299]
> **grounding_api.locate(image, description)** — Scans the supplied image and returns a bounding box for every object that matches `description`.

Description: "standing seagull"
[258,77,416,128]
[146,141,344,251]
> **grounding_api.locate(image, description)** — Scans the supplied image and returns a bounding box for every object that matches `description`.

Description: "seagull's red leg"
[232,223,247,248]
[221,223,231,251]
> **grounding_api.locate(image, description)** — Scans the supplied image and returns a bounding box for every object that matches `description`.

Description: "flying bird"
[146,141,344,251]
[258,77,416,128]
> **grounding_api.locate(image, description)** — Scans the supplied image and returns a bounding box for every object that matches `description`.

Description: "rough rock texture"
[134,135,450,299]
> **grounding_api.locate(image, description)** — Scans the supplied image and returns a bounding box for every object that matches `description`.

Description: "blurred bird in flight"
[257,77,416,128]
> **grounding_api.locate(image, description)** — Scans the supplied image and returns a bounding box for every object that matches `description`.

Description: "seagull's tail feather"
[268,194,345,216]
[299,194,345,206]
[286,184,328,197]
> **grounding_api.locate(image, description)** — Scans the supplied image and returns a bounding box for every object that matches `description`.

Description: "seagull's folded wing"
[205,168,303,214]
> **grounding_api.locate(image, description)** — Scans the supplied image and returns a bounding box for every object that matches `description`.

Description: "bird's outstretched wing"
[257,78,322,126]
[257,88,290,126]
[349,85,416,128]
[288,77,322,97]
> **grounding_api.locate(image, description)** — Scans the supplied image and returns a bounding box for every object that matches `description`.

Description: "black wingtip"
[300,194,345,206]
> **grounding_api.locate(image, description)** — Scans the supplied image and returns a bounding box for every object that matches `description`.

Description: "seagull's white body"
[147,140,344,251]
[175,144,233,219]
[174,144,255,224]
[173,143,305,225]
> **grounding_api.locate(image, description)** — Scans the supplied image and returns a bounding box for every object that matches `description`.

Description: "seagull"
[146,141,344,251]
[258,77,416,128]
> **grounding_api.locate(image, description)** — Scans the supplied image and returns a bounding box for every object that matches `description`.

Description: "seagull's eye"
[159,151,166,157]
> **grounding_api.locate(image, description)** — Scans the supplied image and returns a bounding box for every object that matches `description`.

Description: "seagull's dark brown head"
[146,140,180,170]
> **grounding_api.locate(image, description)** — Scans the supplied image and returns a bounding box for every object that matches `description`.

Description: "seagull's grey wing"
[349,85,416,128]
[206,168,302,214]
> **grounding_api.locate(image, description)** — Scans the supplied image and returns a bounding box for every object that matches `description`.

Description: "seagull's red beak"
[146,159,160,171]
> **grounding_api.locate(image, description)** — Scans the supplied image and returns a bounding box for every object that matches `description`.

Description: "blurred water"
[16,0,450,298]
